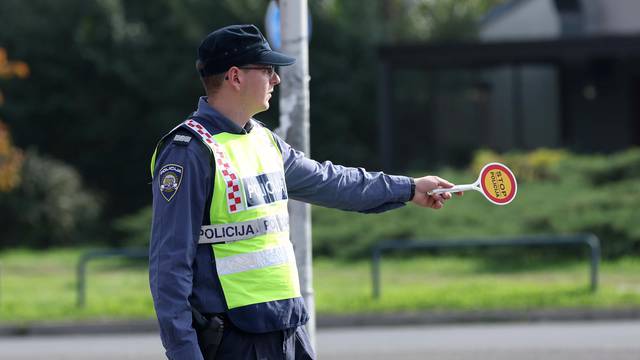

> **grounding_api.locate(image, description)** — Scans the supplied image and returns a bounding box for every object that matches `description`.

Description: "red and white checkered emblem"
[184,119,244,213]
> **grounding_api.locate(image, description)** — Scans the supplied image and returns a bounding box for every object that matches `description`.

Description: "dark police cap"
[197,24,295,76]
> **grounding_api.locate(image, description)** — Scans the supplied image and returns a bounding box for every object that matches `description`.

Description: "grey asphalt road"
[0,320,639,360]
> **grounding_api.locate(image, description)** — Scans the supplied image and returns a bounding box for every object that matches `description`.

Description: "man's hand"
[411,176,460,209]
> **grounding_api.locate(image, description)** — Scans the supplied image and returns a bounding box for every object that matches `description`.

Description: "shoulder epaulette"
[172,133,192,146]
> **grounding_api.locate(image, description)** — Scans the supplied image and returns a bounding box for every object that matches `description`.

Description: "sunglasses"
[238,65,276,77]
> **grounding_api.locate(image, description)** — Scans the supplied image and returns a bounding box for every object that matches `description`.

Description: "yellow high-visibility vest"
[152,119,300,309]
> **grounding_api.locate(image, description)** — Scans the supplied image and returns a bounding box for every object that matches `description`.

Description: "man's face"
[239,65,280,116]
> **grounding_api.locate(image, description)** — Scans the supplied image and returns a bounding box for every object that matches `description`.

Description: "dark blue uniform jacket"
[149,97,412,359]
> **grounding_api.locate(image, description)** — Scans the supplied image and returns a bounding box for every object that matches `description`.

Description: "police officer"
[149,24,455,360]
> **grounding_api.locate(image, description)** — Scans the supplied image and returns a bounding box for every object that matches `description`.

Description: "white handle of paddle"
[428,183,477,195]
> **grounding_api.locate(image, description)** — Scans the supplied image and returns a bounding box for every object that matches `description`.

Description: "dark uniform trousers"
[214,322,316,360]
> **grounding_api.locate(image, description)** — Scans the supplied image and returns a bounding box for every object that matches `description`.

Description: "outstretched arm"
[272,133,455,212]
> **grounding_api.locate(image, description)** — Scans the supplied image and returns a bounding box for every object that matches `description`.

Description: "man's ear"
[226,67,242,88]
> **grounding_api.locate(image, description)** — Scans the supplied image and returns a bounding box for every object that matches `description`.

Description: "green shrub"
[113,206,152,247]
[0,150,102,247]
[471,148,568,182]
[557,148,640,185]
[313,148,640,260]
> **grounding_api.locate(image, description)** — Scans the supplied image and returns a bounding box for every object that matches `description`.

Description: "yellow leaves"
[471,148,503,175]
[11,62,30,78]
[0,121,24,192]
[0,47,30,79]
[0,48,27,191]
[471,148,568,182]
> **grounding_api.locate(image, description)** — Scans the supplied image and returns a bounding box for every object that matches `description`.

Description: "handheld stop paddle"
[428,162,517,205]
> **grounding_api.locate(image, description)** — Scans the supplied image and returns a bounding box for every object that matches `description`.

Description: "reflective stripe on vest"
[185,118,301,310]
[199,213,289,244]
[216,243,295,276]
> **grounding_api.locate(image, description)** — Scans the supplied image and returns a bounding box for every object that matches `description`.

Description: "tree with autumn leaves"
[0,48,28,192]
[0,49,101,247]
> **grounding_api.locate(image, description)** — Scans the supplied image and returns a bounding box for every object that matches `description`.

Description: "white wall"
[482,0,640,39]
[480,0,560,41]
[598,0,640,34]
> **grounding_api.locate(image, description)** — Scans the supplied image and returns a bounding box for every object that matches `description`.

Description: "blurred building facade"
[378,0,640,170]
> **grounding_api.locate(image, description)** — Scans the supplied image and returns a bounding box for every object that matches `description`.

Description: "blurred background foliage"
[311,148,640,259]
[3,0,639,257]
[0,149,102,248]
[0,0,502,249]
[0,47,28,192]
[0,121,24,192]
[4,0,637,260]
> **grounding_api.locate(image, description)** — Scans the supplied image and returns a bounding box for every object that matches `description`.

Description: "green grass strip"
[0,249,639,322]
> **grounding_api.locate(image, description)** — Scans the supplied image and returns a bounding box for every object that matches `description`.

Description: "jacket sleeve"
[149,138,211,360]
[272,132,412,213]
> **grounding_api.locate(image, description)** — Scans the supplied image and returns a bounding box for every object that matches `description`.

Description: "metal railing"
[371,234,601,299]
[76,249,148,307]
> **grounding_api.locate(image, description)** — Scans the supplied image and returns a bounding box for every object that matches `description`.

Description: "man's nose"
[272,72,281,85]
